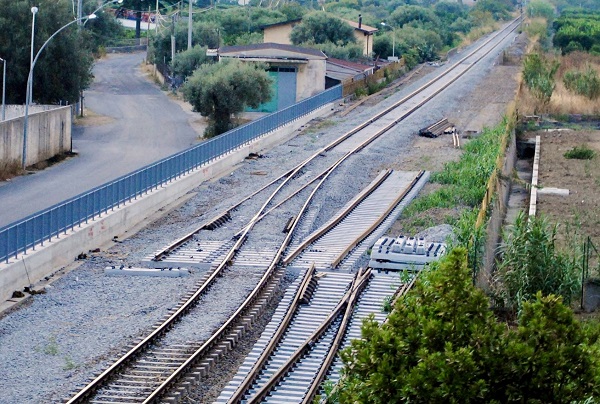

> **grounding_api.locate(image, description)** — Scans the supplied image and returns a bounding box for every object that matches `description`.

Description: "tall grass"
[405,123,505,215]
[0,160,21,181]
[495,212,582,314]
[518,51,600,115]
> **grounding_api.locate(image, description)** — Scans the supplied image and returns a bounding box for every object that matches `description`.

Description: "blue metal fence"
[0,85,342,263]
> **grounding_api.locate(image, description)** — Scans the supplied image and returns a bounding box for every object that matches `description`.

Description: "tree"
[336,248,600,403]
[171,45,212,79]
[0,0,96,104]
[522,52,560,108]
[290,12,355,46]
[339,248,506,403]
[181,59,272,136]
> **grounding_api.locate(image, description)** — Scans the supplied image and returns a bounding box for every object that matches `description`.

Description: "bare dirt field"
[536,127,600,246]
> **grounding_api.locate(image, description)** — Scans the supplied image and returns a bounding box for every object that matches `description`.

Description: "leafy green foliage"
[523,53,560,106]
[528,0,555,20]
[554,11,600,54]
[0,0,99,104]
[496,212,582,313]
[290,12,355,46]
[473,0,513,21]
[336,248,600,403]
[564,145,597,160]
[564,66,600,100]
[171,45,212,79]
[406,123,505,214]
[501,293,600,402]
[182,59,272,136]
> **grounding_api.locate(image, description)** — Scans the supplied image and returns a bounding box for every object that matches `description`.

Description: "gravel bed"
[0,26,522,403]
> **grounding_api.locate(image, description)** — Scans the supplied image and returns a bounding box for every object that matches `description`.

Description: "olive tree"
[336,248,600,403]
[290,12,355,46]
[182,59,272,136]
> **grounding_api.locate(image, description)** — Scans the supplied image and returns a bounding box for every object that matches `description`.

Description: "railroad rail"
[66,17,521,403]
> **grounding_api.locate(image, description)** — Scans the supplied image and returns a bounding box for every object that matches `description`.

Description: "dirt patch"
[28,151,78,171]
[535,128,600,244]
[74,109,115,127]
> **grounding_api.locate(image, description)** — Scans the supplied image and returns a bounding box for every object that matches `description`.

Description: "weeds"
[382,296,393,313]
[495,212,582,314]
[564,145,596,160]
[42,336,59,356]
[564,66,600,100]
[63,356,78,371]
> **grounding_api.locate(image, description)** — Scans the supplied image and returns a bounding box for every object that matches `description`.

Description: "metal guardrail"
[0,85,342,263]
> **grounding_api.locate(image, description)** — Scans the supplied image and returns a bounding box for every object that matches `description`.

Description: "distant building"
[326,58,375,88]
[218,43,327,112]
[261,15,378,56]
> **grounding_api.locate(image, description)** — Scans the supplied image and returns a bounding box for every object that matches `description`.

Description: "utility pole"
[171,14,176,62]
[187,0,192,50]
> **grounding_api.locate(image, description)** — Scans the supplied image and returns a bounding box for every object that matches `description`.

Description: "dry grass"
[517,52,600,116]
[0,161,23,181]
[460,22,500,47]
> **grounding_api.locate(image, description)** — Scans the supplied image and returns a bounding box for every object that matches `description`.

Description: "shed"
[219,43,327,112]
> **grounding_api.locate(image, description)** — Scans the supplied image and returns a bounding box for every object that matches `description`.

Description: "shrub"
[563,66,600,99]
[564,144,597,159]
[495,212,581,314]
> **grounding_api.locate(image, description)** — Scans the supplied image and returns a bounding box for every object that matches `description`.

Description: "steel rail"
[323,270,419,401]
[280,169,393,261]
[329,170,424,268]
[152,17,521,263]
[302,270,367,404]
[244,269,372,403]
[68,17,521,403]
[153,17,522,401]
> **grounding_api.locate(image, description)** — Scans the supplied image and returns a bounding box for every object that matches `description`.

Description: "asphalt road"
[0,52,201,228]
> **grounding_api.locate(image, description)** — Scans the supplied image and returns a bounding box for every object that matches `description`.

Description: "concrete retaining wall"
[0,105,72,167]
[481,129,518,281]
[0,103,335,303]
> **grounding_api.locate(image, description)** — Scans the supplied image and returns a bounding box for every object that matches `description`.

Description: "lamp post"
[0,57,5,121]
[22,13,97,169]
[30,7,38,105]
[380,22,395,59]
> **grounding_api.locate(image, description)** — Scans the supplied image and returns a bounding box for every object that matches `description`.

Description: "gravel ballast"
[0,27,525,403]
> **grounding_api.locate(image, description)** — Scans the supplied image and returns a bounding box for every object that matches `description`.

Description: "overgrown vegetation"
[522,53,560,109]
[563,66,600,100]
[564,144,597,160]
[333,248,600,403]
[495,212,582,314]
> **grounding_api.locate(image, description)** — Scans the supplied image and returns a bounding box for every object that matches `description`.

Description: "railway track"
[65,17,521,404]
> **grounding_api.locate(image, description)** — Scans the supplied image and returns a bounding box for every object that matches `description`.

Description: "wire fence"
[0,85,342,263]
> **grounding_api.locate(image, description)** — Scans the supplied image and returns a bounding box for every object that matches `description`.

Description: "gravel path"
[0,27,524,404]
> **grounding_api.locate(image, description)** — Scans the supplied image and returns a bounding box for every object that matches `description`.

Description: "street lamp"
[380,22,396,59]
[30,7,38,105]
[22,13,97,169]
[0,57,5,121]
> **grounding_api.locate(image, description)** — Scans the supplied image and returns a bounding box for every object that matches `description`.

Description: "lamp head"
[88,13,97,20]
[381,22,386,26]
[31,6,39,14]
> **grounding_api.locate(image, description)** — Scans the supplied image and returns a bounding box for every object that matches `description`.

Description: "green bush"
[563,66,600,100]
[496,212,582,313]
[564,144,597,159]
[337,248,600,403]
[523,53,560,106]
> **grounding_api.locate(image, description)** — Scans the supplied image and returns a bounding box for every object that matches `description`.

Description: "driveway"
[0,52,202,227]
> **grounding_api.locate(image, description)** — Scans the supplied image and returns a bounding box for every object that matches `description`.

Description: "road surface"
[0,52,201,227]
